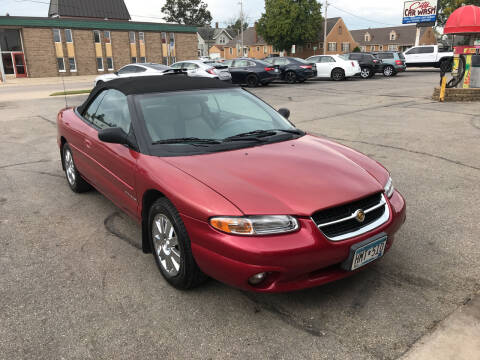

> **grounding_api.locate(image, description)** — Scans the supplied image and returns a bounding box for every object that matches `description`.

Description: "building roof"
[322,17,341,38]
[197,27,234,41]
[351,25,429,46]
[226,27,267,46]
[0,16,196,33]
[48,0,131,20]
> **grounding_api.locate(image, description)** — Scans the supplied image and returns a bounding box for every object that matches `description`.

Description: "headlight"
[384,176,394,198]
[210,215,299,235]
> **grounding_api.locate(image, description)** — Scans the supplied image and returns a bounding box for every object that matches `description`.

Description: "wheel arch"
[141,189,167,253]
[331,67,345,74]
[60,136,67,170]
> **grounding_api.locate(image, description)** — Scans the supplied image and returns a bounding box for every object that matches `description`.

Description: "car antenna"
[61,74,68,109]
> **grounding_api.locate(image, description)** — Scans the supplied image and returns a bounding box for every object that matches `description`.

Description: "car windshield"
[135,88,298,144]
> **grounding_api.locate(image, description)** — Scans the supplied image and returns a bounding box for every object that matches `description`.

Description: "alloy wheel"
[286,72,296,84]
[64,148,76,186]
[152,214,181,277]
[384,66,394,77]
[360,67,371,79]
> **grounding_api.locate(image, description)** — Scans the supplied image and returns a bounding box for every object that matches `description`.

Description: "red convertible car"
[57,76,405,293]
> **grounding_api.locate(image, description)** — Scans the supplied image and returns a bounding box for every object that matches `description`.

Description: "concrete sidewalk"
[401,292,480,360]
[0,74,97,87]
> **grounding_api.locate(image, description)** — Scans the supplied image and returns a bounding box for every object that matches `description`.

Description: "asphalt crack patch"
[37,115,56,126]
[241,292,326,337]
[318,134,480,172]
[104,211,142,250]
[0,159,51,170]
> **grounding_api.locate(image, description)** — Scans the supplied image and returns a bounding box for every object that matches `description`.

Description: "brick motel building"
[0,0,197,78]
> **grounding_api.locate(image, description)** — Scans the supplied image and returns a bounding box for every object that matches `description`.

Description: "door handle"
[84,139,92,149]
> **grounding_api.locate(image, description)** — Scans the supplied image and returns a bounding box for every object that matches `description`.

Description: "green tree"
[162,0,212,26]
[227,18,249,33]
[353,46,361,52]
[437,0,480,25]
[256,0,323,52]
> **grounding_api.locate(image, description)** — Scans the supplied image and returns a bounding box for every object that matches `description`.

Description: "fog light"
[248,272,267,285]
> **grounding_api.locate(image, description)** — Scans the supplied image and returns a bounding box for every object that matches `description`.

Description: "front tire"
[149,197,207,290]
[383,65,395,77]
[285,71,297,84]
[246,74,259,87]
[360,67,372,79]
[62,143,91,193]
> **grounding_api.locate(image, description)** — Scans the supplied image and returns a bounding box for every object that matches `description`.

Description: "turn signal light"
[210,216,299,235]
[210,217,254,234]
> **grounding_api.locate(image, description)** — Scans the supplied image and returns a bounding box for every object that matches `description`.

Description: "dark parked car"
[229,58,281,87]
[264,57,316,83]
[342,53,384,79]
[371,51,406,77]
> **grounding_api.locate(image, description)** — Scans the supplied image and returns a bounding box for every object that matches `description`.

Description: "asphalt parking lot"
[1,71,479,360]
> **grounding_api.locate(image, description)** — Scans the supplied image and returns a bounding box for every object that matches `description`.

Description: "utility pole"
[323,0,328,55]
[240,0,244,57]
[0,41,6,83]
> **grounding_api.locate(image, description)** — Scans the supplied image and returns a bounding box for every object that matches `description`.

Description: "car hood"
[165,135,386,216]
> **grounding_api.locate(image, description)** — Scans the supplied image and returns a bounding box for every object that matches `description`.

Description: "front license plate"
[350,236,387,270]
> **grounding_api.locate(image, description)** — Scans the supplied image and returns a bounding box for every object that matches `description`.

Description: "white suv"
[170,60,232,81]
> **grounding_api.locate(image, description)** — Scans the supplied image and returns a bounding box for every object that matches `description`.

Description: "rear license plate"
[275,69,279,73]
[350,236,387,270]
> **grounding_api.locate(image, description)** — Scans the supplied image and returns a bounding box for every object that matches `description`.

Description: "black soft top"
[78,75,236,113]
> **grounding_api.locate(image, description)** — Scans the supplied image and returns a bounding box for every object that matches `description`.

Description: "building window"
[388,45,398,51]
[140,56,146,63]
[53,29,61,43]
[390,31,396,41]
[229,48,233,55]
[264,46,267,54]
[107,57,114,70]
[139,32,144,42]
[93,30,101,43]
[319,42,324,49]
[129,32,135,44]
[360,46,366,52]
[68,57,76,72]
[338,25,343,35]
[364,33,371,42]
[328,42,337,51]
[379,45,383,51]
[341,42,350,52]
[96,57,104,71]
[65,29,73,43]
[307,43,311,49]
[57,57,65,72]
[131,57,137,63]
[256,46,260,52]
[104,31,111,43]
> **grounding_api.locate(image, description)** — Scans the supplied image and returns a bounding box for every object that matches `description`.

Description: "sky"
[0,0,407,30]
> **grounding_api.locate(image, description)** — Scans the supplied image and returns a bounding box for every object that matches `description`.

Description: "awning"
[444,5,480,34]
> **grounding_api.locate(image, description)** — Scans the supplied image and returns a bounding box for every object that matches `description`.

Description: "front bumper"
[184,190,406,292]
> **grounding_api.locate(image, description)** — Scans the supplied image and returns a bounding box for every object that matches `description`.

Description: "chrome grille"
[311,193,389,241]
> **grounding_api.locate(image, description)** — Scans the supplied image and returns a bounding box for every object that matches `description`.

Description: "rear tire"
[62,143,91,193]
[360,67,372,79]
[331,68,345,81]
[285,71,297,84]
[383,65,395,77]
[149,197,207,290]
[246,74,259,87]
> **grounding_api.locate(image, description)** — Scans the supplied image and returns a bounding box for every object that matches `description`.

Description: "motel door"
[12,52,27,78]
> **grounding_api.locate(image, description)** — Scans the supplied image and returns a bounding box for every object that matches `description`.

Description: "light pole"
[323,0,328,55]
[240,0,244,57]
[0,41,6,83]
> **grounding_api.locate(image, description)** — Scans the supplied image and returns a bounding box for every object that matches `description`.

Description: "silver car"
[170,60,232,81]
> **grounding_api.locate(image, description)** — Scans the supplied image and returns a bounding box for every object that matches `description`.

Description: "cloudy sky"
[1,0,405,30]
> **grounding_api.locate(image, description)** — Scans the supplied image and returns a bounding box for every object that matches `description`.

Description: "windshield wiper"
[273,129,305,135]
[223,130,277,142]
[152,137,222,145]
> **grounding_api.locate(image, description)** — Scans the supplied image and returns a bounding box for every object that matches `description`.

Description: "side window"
[234,60,249,67]
[273,58,286,65]
[183,62,199,70]
[248,61,257,67]
[118,65,138,74]
[170,63,183,69]
[322,56,335,63]
[90,89,132,134]
[349,54,361,60]
[135,66,147,73]
[83,91,107,123]
[405,47,420,55]
[419,47,434,54]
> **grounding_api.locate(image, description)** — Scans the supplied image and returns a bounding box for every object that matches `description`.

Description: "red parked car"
[57,76,406,293]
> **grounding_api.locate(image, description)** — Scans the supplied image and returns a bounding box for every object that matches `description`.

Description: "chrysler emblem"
[354,209,366,223]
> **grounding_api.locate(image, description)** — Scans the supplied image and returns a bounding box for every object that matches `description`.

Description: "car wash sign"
[402,1,438,24]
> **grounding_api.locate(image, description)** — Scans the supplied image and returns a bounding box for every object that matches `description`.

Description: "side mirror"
[278,108,290,119]
[98,127,129,145]
[114,71,119,76]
